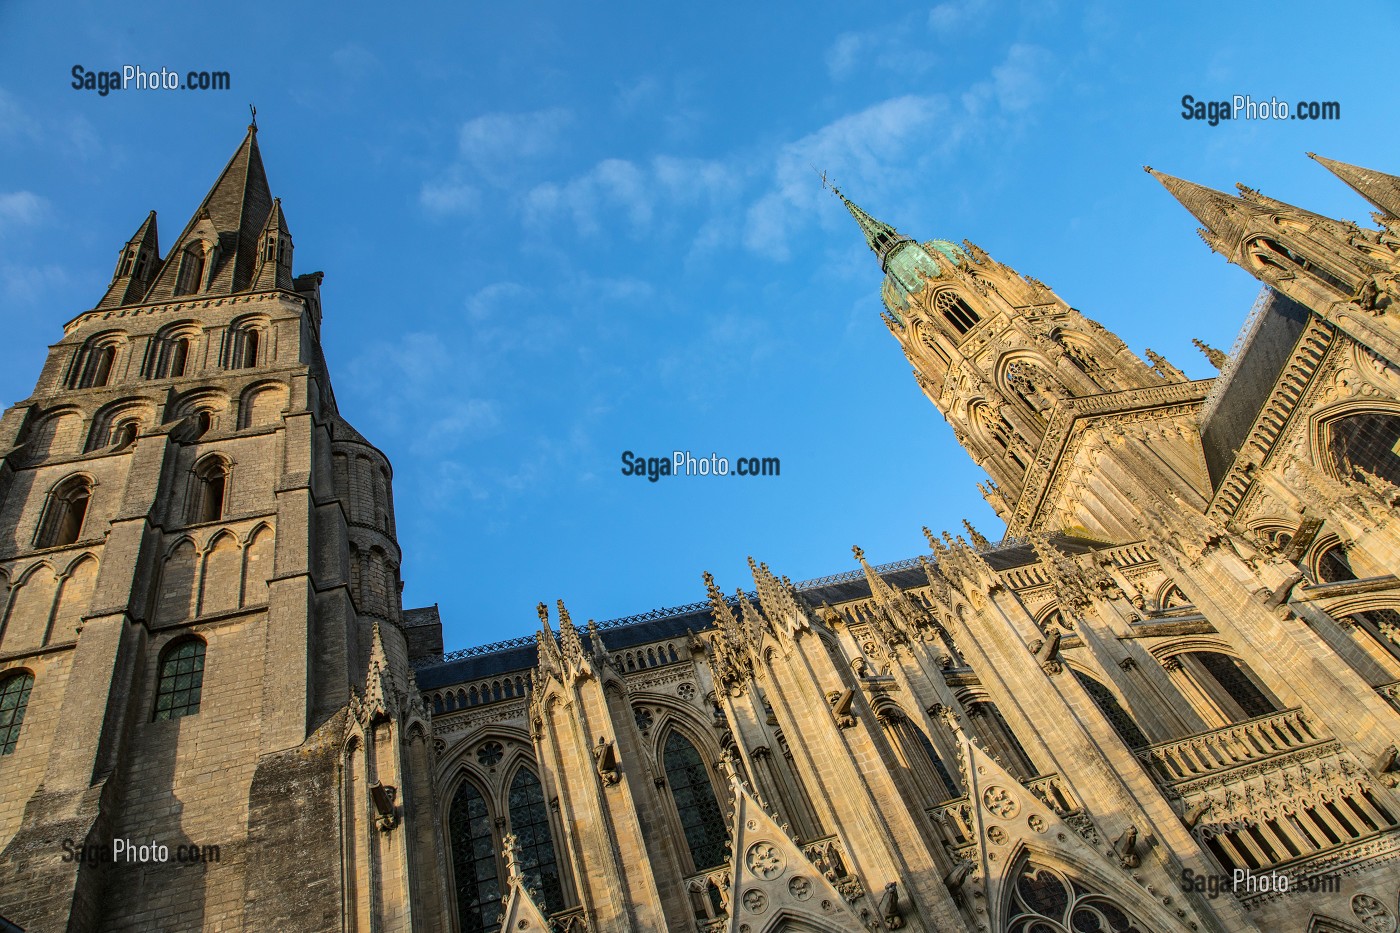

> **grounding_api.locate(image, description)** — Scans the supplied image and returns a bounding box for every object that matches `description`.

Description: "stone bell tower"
[0,123,448,932]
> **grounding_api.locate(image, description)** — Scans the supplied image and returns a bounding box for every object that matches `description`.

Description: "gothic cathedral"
[2,126,1400,933]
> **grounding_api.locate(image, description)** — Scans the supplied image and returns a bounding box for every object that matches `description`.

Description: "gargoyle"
[878,881,904,929]
[369,781,399,832]
[1113,825,1140,868]
[593,735,620,785]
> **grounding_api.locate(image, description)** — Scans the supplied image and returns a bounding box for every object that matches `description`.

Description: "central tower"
[837,189,1215,539]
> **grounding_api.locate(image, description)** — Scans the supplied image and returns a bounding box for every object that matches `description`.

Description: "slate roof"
[1199,288,1312,490]
[414,535,1097,691]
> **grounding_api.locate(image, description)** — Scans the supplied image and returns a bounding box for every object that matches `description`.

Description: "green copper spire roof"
[833,187,912,269]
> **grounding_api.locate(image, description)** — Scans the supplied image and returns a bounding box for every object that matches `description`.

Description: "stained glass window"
[1072,670,1149,749]
[1191,651,1278,720]
[663,731,728,871]
[1007,858,1153,933]
[1329,412,1400,485]
[508,768,565,914]
[0,672,34,755]
[153,638,205,721]
[449,781,501,933]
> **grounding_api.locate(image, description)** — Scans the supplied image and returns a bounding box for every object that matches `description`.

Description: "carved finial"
[921,526,938,549]
[961,520,992,550]
[1192,338,1228,370]
[536,602,550,628]
[852,544,866,562]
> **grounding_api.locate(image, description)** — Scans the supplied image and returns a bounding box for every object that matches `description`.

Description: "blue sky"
[1,1,1396,650]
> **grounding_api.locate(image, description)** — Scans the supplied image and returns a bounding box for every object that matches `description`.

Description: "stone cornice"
[63,288,308,336]
[1010,380,1214,534]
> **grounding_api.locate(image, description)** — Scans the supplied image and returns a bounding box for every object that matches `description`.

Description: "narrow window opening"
[90,346,115,388]
[170,338,189,378]
[175,248,205,296]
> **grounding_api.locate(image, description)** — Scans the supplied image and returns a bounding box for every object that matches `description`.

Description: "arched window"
[1006,858,1153,933]
[1072,669,1150,748]
[169,337,190,378]
[965,701,1038,780]
[110,419,138,451]
[153,637,206,720]
[1178,651,1279,722]
[1160,585,1191,609]
[1250,238,1350,295]
[935,290,981,335]
[448,781,501,933]
[1314,542,1358,584]
[663,731,728,872]
[228,325,263,370]
[190,456,229,524]
[242,330,260,368]
[1344,608,1400,653]
[69,338,123,389]
[1328,412,1400,486]
[36,476,92,548]
[90,345,115,387]
[0,671,34,755]
[509,768,566,914]
[175,247,205,296]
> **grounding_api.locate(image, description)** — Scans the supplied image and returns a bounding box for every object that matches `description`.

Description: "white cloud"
[0,263,66,303]
[331,43,380,78]
[418,178,480,216]
[0,191,49,231]
[458,108,572,175]
[467,281,533,321]
[928,0,993,34]
[744,94,948,259]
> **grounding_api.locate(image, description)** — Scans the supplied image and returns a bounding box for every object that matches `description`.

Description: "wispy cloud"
[419,108,574,215]
[825,26,937,81]
[459,108,573,178]
[928,0,994,34]
[745,94,948,260]
[419,178,480,216]
[0,263,66,303]
[0,191,50,233]
[523,155,737,237]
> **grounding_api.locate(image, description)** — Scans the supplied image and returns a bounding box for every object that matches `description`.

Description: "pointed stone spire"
[703,571,753,691]
[97,211,160,309]
[535,602,561,674]
[148,123,275,300]
[1145,166,1253,254]
[747,557,807,634]
[853,545,919,645]
[251,197,293,291]
[556,599,583,663]
[363,621,398,723]
[1309,153,1400,219]
[1144,348,1187,382]
[961,519,992,550]
[1192,338,1228,370]
[832,186,913,268]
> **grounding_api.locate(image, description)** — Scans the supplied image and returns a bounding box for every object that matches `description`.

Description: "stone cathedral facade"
[1,126,1400,933]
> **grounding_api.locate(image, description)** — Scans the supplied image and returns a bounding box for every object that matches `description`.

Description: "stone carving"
[742,889,767,913]
[982,785,1019,819]
[746,842,785,880]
